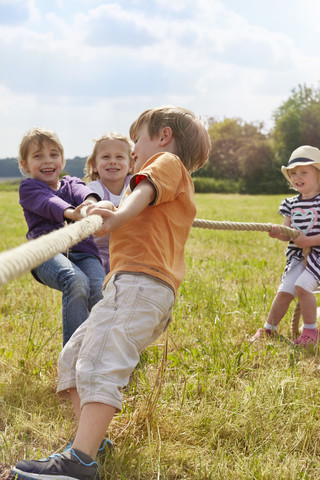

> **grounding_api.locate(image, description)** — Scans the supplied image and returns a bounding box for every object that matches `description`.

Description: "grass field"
[1,190,320,479]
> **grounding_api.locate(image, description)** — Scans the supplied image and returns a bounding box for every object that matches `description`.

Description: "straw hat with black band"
[281,145,320,183]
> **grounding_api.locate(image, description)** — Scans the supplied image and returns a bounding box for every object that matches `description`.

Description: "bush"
[192,177,240,193]
[193,177,289,195]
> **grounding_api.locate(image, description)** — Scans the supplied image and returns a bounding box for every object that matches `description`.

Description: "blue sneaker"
[11,448,99,480]
[65,438,113,456]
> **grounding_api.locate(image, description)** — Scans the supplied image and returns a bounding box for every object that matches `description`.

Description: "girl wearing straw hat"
[251,145,320,345]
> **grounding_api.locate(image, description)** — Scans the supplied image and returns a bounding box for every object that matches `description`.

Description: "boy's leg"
[70,275,174,458]
[12,275,174,479]
[71,402,116,459]
[74,274,175,409]
[70,387,81,421]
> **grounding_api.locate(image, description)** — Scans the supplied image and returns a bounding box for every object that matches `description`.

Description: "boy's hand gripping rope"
[0,217,299,287]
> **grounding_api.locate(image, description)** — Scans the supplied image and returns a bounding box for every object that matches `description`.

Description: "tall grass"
[1,191,320,479]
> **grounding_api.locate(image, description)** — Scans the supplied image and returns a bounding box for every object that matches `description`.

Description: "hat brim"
[281,161,320,183]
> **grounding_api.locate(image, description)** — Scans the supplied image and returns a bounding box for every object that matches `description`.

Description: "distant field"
[1,192,320,479]
[0,177,20,183]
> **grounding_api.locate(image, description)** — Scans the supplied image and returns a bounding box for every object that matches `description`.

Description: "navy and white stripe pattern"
[279,193,320,282]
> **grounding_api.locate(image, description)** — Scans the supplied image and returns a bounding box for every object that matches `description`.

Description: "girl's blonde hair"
[18,127,65,174]
[84,133,134,182]
[129,106,211,173]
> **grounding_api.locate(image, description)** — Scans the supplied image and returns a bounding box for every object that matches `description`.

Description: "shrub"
[192,177,240,193]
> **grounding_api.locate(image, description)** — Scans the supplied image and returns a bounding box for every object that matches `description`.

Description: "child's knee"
[294,285,312,299]
[276,291,294,304]
[63,269,90,295]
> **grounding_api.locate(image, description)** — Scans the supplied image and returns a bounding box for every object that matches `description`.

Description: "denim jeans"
[33,251,105,345]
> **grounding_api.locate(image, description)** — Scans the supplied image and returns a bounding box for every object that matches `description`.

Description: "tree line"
[2,84,320,194]
[196,83,320,194]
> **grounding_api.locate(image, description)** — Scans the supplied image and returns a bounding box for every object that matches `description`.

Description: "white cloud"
[77,4,156,47]
[0,0,320,157]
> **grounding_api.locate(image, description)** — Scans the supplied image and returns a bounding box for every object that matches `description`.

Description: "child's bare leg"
[266,291,294,327]
[70,387,81,421]
[293,286,319,345]
[295,286,317,325]
[250,291,294,341]
[71,402,116,459]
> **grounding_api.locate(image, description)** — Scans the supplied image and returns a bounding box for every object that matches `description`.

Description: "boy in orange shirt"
[12,106,211,480]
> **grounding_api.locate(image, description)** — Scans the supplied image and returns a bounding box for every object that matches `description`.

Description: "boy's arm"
[86,178,156,237]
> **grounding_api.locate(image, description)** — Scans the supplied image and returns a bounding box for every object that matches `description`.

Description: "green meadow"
[1,190,320,479]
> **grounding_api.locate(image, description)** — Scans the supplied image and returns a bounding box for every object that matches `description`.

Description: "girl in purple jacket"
[18,127,105,345]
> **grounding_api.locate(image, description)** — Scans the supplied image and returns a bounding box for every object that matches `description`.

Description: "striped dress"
[279,193,320,282]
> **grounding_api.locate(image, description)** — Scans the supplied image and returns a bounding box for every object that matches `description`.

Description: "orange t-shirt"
[103,152,196,296]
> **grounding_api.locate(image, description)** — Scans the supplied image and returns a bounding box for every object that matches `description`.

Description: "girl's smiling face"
[289,164,320,199]
[22,140,63,190]
[94,139,133,194]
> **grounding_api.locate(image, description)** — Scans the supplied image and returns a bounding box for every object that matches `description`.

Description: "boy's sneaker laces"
[34,437,113,464]
[11,448,99,480]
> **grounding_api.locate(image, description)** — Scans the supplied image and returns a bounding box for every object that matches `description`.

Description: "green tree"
[199,117,244,179]
[237,137,282,194]
[199,117,282,193]
[272,83,320,165]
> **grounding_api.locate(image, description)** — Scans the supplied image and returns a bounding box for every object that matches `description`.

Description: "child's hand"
[68,200,95,221]
[63,206,85,222]
[71,198,112,220]
[86,201,116,215]
[293,231,310,248]
[269,225,282,239]
[269,224,292,242]
[86,201,117,236]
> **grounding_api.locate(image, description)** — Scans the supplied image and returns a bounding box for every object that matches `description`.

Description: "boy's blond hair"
[18,127,65,175]
[84,133,134,182]
[129,106,211,173]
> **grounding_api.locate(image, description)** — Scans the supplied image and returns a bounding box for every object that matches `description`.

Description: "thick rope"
[0,215,102,286]
[0,216,305,336]
[192,219,299,238]
[0,218,299,287]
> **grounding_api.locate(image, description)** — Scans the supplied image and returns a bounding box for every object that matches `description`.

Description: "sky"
[1,0,320,159]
